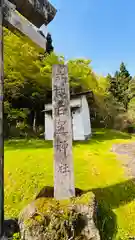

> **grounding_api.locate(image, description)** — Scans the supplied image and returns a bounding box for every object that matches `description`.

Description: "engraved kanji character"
[59,163,70,174]
[53,86,66,100]
[55,138,68,157]
[56,120,67,134]
[55,106,68,116]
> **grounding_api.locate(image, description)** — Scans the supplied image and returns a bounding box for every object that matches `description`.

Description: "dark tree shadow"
[37,179,135,240]
[35,186,84,199]
[90,178,135,240]
[73,129,132,147]
[91,178,135,209]
[4,129,132,150]
[4,140,53,150]
[95,203,117,240]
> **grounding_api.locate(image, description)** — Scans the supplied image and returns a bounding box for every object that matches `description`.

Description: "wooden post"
[52,64,75,200]
[0,0,4,237]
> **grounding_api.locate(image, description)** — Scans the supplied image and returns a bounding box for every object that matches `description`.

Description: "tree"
[108,62,132,109]
[68,59,98,94]
[107,72,119,99]
[119,62,131,79]
[4,29,41,129]
[46,33,54,54]
[128,97,135,124]
[128,77,135,100]
[4,29,66,134]
[118,62,132,108]
[6,27,134,134]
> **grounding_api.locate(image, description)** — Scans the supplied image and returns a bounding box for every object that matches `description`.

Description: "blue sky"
[44,0,135,76]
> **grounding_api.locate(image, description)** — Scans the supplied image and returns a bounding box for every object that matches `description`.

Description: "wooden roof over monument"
[9,0,57,27]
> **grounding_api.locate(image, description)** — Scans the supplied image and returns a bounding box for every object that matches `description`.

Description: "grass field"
[4,129,135,240]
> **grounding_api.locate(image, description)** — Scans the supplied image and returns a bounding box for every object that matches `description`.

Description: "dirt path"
[112,142,135,177]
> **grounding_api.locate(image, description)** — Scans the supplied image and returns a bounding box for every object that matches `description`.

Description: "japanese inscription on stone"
[52,64,75,200]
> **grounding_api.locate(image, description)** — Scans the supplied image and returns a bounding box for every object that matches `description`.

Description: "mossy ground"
[4,129,135,240]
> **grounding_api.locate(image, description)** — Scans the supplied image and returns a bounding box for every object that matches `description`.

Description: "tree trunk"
[33,111,36,133]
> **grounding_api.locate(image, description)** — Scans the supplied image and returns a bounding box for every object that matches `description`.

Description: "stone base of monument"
[18,190,100,240]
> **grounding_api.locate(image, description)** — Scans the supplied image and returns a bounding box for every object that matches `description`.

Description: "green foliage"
[93,74,126,128]
[7,108,29,123]
[102,63,135,130]
[4,29,64,136]
[4,101,10,114]
[3,29,135,134]
[128,97,135,112]
[128,77,135,100]
[127,97,135,129]
[4,30,101,136]
[12,232,21,240]
[96,95,126,128]
[68,59,98,93]
[108,62,132,109]
[107,73,119,100]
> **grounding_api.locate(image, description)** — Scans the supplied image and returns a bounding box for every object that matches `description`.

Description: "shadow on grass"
[92,178,135,209]
[91,178,135,240]
[96,203,117,240]
[4,139,53,150]
[92,129,131,141]
[4,129,132,150]
[37,179,135,240]
[73,129,132,147]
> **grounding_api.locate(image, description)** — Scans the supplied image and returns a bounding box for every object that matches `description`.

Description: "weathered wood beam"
[3,0,46,50]
[9,0,57,27]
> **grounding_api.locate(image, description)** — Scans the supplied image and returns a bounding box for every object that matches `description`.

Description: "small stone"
[4,219,20,238]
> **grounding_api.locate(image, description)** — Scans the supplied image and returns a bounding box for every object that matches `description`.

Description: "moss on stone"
[34,192,94,216]
[20,192,99,240]
[72,191,94,205]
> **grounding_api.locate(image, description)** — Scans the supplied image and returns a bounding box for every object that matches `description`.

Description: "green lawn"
[4,129,135,240]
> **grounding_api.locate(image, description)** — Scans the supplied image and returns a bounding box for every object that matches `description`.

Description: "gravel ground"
[112,142,135,177]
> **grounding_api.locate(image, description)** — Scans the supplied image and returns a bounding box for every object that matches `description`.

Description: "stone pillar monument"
[52,64,75,200]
